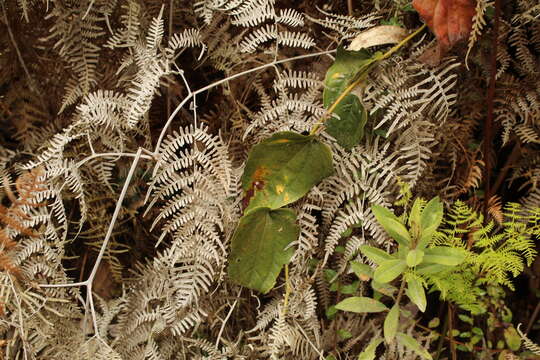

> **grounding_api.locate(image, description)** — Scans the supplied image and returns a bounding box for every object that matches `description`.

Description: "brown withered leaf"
[413,0,476,60]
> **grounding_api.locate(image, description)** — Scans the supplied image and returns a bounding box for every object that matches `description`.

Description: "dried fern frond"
[465,0,493,67]
[517,324,540,355]
[307,7,378,39]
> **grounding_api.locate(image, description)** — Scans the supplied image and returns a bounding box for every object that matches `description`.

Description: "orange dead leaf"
[413,0,476,56]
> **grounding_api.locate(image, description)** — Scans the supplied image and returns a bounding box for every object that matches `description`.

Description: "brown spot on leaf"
[242,167,270,211]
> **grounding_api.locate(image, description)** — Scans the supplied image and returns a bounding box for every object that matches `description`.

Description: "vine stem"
[309,24,426,136]
[395,278,406,305]
[281,264,291,316]
[154,49,337,155]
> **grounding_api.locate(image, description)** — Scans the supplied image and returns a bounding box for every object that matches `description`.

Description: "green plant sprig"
[309,24,427,136]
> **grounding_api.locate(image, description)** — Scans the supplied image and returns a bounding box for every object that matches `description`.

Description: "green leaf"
[415,263,453,275]
[371,204,411,246]
[323,48,373,108]
[458,314,473,325]
[428,318,440,328]
[326,305,338,319]
[423,246,467,266]
[503,327,521,351]
[406,249,424,267]
[396,332,433,360]
[325,98,368,150]
[324,269,338,283]
[339,280,360,295]
[374,259,407,283]
[335,296,388,313]
[418,197,443,247]
[323,47,373,149]
[408,198,424,228]
[358,337,383,360]
[338,329,353,340]
[371,280,398,297]
[420,197,443,230]
[227,208,299,293]
[470,335,482,345]
[406,277,427,312]
[472,327,483,336]
[241,131,333,212]
[359,245,395,265]
[350,261,374,280]
[384,305,400,343]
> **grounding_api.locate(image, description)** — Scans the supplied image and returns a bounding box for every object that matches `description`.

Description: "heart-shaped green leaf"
[323,47,373,149]
[359,244,395,265]
[371,204,411,246]
[228,207,299,293]
[406,277,427,312]
[325,96,368,150]
[423,246,467,266]
[384,304,400,343]
[374,259,407,283]
[335,296,388,313]
[241,131,333,212]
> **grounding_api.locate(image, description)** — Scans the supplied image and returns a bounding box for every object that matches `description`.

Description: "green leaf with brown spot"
[227,207,299,293]
[241,131,333,213]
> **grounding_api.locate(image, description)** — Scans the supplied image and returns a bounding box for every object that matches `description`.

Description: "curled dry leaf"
[348,25,408,51]
[413,0,476,61]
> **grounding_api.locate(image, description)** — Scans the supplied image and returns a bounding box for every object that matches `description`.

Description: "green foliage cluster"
[228,132,333,293]
[227,30,426,295]
[331,188,538,358]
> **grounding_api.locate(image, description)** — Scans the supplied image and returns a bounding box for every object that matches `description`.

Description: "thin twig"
[1,1,36,94]
[483,0,501,218]
[491,141,521,195]
[215,288,241,348]
[154,49,337,154]
[525,301,540,334]
[448,304,457,360]
[281,264,291,316]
